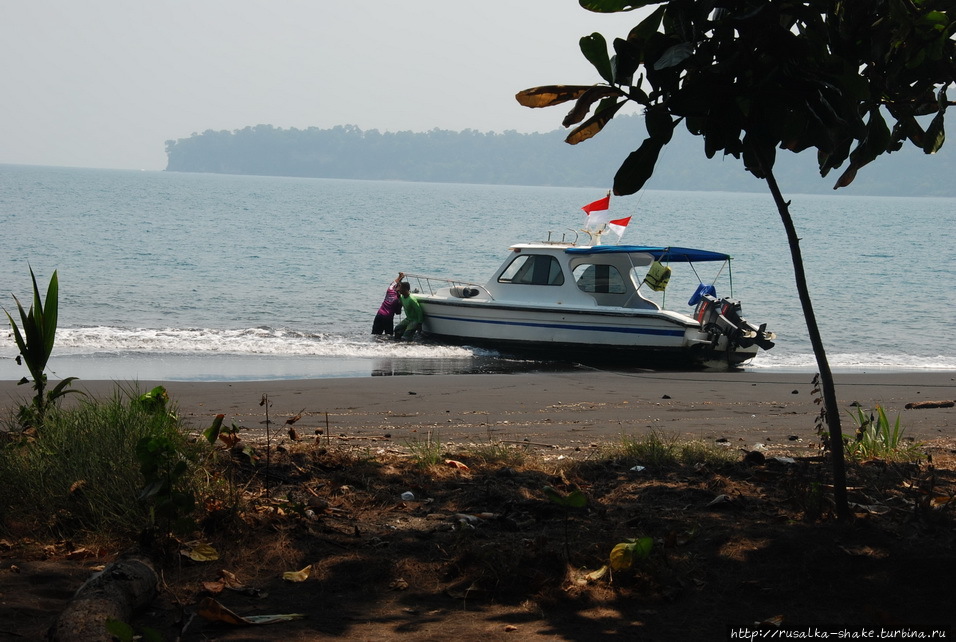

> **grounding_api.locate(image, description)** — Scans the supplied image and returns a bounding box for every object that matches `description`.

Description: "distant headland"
[165,115,955,198]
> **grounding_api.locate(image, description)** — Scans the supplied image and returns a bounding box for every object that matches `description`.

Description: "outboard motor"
[695,294,775,351]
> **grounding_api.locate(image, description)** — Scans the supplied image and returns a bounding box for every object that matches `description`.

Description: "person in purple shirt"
[372,272,405,335]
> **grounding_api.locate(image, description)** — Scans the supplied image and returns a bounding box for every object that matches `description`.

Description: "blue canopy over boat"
[565,246,730,262]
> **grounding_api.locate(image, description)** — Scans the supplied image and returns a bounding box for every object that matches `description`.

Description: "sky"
[1,1,644,171]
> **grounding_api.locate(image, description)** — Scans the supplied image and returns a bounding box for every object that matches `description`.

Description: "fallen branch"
[904,400,955,410]
[499,439,558,448]
[50,553,157,642]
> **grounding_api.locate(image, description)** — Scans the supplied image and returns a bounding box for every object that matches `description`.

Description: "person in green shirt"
[394,281,424,341]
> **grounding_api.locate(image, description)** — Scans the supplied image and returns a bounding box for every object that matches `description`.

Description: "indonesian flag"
[581,195,610,214]
[583,193,613,228]
[582,193,631,241]
[606,216,631,239]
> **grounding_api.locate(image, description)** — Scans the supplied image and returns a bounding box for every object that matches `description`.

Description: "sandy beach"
[2,370,956,640]
[4,370,954,455]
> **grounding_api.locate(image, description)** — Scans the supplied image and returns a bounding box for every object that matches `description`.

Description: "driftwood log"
[50,553,158,641]
[904,400,955,410]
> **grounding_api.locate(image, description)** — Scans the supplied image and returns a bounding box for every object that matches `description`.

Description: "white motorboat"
[405,233,775,368]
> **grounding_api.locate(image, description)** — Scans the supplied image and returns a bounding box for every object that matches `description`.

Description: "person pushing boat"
[393,281,424,341]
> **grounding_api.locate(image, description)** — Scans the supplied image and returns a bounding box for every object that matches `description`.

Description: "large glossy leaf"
[611,38,642,86]
[644,106,674,143]
[562,86,625,127]
[653,42,693,70]
[833,163,857,189]
[515,85,592,109]
[627,5,666,42]
[612,138,663,195]
[580,33,614,84]
[817,136,852,177]
[923,110,946,154]
[565,99,625,144]
[580,0,658,12]
[859,110,892,159]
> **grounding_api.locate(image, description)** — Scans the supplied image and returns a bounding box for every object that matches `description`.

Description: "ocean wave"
[20,326,479,359]
[2,326,952,374]
[750,351,956,372]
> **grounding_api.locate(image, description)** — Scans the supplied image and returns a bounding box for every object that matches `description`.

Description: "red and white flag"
[582,193,631,241]
[581,194,610,214]
[606,216,631,240]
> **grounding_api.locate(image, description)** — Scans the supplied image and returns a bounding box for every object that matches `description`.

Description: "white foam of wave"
[4,327,951,373]
[751,351,956,372]
[43,326,477,359]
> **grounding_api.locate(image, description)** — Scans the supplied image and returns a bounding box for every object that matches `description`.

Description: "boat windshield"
[498,254,565,286]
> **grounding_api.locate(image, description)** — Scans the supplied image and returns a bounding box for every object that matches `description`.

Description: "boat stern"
[687,294,776,364]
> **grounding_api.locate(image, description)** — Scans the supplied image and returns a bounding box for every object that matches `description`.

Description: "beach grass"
[0,386,203,541]
[602,429,738,469]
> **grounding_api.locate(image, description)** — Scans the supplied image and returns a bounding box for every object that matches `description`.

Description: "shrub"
[0,387,203,541]
[845,405,922,461]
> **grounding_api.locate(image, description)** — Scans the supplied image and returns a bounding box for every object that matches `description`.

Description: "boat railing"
[404,274,494,300]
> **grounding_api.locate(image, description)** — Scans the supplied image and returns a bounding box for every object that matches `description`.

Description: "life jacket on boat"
[644,261,671,292]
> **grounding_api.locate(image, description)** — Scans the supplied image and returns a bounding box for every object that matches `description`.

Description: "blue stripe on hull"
[426,313,686,337]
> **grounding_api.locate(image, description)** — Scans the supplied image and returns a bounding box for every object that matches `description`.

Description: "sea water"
[1,164,953,381]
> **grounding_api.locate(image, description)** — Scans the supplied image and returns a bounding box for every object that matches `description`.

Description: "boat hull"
[418,298,758,368]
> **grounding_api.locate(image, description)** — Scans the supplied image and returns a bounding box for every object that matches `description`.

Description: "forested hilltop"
[165,114,955,197]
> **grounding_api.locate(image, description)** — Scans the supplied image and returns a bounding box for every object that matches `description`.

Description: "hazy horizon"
[1,2,643,172]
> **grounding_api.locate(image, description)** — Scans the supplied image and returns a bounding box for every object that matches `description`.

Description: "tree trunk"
[760,161,850,521]
[50,553,158,642]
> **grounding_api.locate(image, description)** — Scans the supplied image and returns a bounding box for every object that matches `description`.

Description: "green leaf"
[609,537,653,570]
[5,268,59,389]
[204,414,226,444]
[563,489,588,508]
[47,377,82,403]
[580,33,614,84]
[4,309,27,358]
[40,269,58,360]
[629,536,653,558]
[542,486,588,509]
[612,137,663,195]
[105,618,136,642]
[137,385,169,413]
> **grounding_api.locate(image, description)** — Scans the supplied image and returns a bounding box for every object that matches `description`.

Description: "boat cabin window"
[572,264,627,294]
[498,254,565,286]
